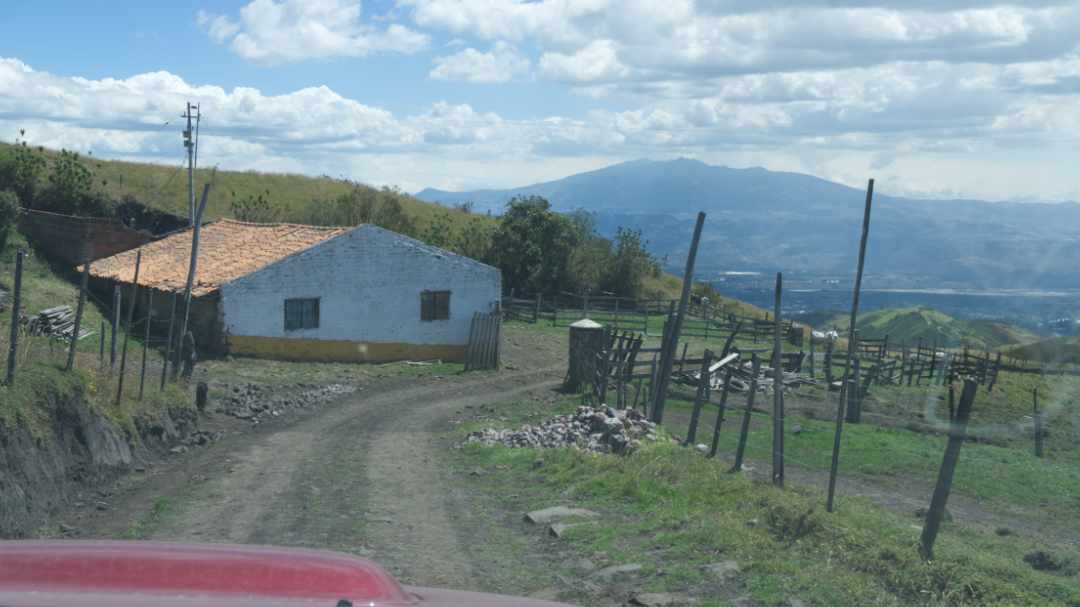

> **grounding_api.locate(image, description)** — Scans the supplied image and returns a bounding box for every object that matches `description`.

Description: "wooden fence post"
[920,378,977,560]
[66,261,90,372]
[161,292,177,390]
[684,350,713,446]
[651,212,706,424]
[138,290,153,401]
[5,249,25,386]
[824,339,834,385]
[846,357,861,423]
[110,285,120,370]
[808,336,815,379]
[771,272,784,487]
[709,366,735,458]
[1033,387,1044,458]
[99,320,106,367]
[827,178,875,513]
[732,355,760,472]
[115,250,142,405]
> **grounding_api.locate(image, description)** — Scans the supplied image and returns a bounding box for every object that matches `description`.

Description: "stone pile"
[465,406,659,454]
[217,383,356,421]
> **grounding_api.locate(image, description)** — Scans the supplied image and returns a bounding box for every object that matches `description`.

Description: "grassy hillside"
[0,141,483,236]
[816,306,1039,350]
[1006,335,1080,365]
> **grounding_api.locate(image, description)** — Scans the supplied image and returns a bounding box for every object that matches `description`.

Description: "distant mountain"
[416,159,1080,289]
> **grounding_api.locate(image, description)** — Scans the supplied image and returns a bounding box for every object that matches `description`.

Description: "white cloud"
[430,42,530,83]
[5,53,1080,200]
[539,39,629,83]
[198,0,428,64]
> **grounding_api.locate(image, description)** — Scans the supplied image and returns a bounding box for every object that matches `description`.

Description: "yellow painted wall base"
[227,335,466,363]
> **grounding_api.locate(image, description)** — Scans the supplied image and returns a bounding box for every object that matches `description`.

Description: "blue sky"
[2,1,1080,201]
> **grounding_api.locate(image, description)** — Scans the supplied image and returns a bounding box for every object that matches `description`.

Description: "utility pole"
[182,102,201,227]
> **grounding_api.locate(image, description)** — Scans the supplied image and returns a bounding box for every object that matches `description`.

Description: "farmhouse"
[88,219,501,362]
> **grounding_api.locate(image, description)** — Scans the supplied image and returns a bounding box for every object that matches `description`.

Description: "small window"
[284,298,319,331]
[421,290,451,321]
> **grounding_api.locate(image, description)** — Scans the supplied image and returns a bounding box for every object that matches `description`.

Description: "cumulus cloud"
[198,0,428,64]
[430,42,530,83]
[539,40,630,83]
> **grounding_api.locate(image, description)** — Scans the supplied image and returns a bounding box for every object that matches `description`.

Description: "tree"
[422,210,455,249]
[601,227,658,298]
[490,195,578,295]
[454,216,494,263]
[34,149,114,216]
[231,190,280,223]
[0,189,19,251]
[565,209,612,293]
[303,184,416,237]
[0,134,46,205]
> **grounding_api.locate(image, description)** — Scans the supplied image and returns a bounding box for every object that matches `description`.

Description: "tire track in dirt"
[72,368,563,592]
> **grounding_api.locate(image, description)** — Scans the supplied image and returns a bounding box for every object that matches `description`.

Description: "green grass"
[123,496,175,540]
[1,228,194,437]
[455,397,1080,606]
[0,141,491,239]
[1007,335,1080,366]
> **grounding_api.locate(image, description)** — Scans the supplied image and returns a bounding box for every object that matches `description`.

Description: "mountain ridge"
[416,159,1080,290]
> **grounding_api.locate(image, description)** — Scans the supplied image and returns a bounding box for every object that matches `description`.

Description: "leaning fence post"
[731,354,761,472]
[5,249,25,386]
[709,366,735,458]
[115,250,142,405]
[827,178,875,513]
[920,378,977,560]
[66,261,90,372]
[684,350,713,446]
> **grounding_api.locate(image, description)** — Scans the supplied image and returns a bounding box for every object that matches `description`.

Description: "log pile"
[26,305,91,341]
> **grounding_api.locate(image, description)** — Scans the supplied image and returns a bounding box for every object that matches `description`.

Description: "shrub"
[0,189,19,251]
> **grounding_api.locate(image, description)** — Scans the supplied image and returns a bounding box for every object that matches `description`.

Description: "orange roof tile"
[89,219,351,297]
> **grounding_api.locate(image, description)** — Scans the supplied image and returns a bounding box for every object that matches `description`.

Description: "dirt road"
[68,368,565,595]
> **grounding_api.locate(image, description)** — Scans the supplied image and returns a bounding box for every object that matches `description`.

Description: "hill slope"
[815,307,1039,350]
[417,158,1080,290]
[0,142,477,236]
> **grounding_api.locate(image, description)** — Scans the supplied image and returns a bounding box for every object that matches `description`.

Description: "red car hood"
[0,541,574,607]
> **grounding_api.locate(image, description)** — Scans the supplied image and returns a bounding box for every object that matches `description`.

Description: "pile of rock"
[217,383,356,421]
[465,406,659,454]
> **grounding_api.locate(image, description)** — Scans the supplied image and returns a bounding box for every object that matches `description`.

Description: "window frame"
[420,290,451,321]
[284,297,320,331]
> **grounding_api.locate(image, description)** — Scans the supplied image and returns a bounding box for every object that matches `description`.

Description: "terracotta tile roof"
[89,219,351,297]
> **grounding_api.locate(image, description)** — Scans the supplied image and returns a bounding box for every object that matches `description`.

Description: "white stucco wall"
[219,225,501,345]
